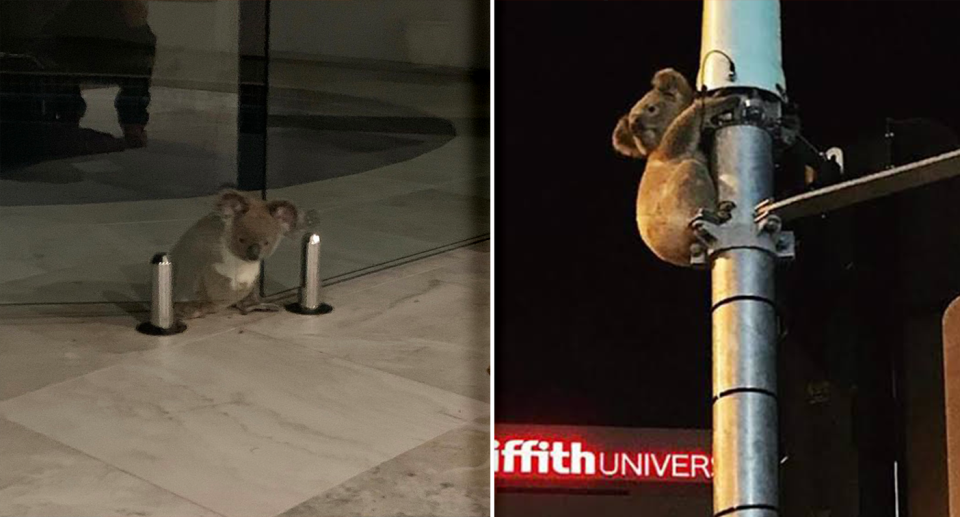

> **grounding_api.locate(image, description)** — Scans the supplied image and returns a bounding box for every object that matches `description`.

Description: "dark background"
[495,3,960,514]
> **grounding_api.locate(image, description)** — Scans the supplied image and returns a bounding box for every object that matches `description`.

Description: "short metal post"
[137,253,187,335]
[286,233,333,315]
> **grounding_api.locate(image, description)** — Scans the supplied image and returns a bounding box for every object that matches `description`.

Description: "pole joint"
[690,206,795,266]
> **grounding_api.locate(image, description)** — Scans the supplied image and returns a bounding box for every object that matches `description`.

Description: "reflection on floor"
[0,242,490,517]
[0,87,462,204]
[0,61,490,304]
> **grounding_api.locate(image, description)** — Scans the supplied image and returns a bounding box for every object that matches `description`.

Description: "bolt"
[761,216,782,234]
[776,235,790,251]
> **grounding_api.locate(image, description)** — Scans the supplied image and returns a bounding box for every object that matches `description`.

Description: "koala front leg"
[656,95,742,161]
[234,288,282,315]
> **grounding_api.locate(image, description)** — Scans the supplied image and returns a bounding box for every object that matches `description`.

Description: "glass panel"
[0,0,241,304]
[261,0,491,296]
[0,0,490,305]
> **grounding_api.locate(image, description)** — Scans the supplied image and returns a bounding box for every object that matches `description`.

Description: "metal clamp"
[690,201,795,266]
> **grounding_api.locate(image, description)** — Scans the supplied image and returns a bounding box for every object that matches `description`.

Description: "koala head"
[613,68,694,158]
[215,190,300,262]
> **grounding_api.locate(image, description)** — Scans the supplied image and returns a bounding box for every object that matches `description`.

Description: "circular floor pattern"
[0,88,464,206]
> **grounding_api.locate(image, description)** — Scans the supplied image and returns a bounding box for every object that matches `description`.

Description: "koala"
[612,68,741,267]
[171,189,300,319]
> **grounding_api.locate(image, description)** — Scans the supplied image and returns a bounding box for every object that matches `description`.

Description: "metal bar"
[711,126,780,517]
[942,298,960,517]
[699,0,785,514]
[757,148,960,222]
[137,253,186,335]
[300,233,322,311]
[286,233,333,315]
[151,253,173,329]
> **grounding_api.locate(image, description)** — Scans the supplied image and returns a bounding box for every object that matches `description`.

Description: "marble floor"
[0,242,491,517]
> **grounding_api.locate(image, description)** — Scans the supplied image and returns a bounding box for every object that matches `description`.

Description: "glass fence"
[0,0,490,304]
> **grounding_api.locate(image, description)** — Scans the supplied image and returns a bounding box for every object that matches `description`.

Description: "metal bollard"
[136,253,187,335]
[286,233,333,315]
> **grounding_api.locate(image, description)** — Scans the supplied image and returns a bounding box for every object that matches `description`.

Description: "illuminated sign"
[494,438,712,483]
[494,427,713,485]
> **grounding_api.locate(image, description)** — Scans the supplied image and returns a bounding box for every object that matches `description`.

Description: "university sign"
[494,425,713,487]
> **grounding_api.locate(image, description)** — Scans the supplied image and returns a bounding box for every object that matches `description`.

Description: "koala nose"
[246,244,261,260]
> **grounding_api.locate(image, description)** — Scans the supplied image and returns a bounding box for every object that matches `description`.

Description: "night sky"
[494,1,960,429]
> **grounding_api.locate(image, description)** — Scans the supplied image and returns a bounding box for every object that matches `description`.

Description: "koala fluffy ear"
[266,200,300,234]
[215,189,249,219]
[651,68,693,103]
[612,115,644,158]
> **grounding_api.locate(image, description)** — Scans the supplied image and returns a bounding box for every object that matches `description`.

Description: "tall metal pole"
[710,127,780,517]
[696,1,789,516]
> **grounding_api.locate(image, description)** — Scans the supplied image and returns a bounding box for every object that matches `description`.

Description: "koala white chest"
[213,245,260,292]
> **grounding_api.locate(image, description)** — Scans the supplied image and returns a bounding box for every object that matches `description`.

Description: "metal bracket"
[709,93,783,134]
[756,148,960,223]
[690,202,795,266]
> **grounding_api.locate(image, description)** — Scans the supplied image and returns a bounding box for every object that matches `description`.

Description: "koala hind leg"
[233,289,281,315]
[175,301,218,320]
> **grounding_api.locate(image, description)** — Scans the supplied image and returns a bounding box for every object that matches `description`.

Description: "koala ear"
[612,115,644,158]
[266,200,300,234]
[215,189,249,218]
[651,68,693,102]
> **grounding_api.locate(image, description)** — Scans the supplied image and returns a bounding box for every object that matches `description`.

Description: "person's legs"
[113,29,156,148]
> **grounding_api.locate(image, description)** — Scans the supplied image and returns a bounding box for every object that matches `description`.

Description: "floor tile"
[248,247,489,400]
[277,425,490,517]
[0,418,221,517]
[0,310,274,401]
[0,330,488,517]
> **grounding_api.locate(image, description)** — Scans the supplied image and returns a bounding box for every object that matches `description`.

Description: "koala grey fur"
[612,68,740,267]
[171,190,300,319]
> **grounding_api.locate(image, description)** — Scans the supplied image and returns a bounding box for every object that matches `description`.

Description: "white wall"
[269,0,489,69]
[148,0,238,54]
[147,0,239,86]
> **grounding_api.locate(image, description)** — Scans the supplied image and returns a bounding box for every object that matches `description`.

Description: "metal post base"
[285,302,334,315]
[136,321,187,335]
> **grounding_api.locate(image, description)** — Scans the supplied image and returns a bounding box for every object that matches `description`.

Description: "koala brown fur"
[171,190,300,319]
[612,68,740,267]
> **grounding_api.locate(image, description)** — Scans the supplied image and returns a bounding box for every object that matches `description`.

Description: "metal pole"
[697,1,787,516]
[942,298,960,517]
[137,252,187,335]
[711,127,779,517]
[286,233,333,315]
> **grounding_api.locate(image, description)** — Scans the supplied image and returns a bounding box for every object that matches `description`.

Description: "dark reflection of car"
[0,0,156,171]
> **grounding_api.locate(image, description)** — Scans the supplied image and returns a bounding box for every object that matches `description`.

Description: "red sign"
[494,434,713,485]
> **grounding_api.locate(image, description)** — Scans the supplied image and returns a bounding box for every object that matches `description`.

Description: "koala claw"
[692,208,723,225]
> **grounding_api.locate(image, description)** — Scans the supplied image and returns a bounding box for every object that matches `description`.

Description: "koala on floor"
[612,68,741,267]
[171,189,300,319]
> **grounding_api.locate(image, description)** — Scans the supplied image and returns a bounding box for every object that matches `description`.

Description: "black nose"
[246,244,261,260]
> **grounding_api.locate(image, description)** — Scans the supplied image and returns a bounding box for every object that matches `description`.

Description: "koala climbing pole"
[137,253,187,335]
[694,1,793,517]
[286,233,334,315]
